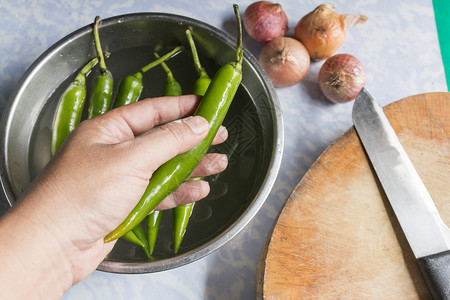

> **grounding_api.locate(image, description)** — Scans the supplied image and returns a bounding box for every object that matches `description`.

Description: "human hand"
[0,95,228,298]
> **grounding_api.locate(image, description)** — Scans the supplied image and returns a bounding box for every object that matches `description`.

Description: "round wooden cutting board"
[256,93,449,299]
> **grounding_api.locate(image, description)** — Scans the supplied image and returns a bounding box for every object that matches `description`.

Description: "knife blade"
[352,88,450,299]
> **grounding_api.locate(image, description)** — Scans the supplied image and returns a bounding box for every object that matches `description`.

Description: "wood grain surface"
[256,93,449,299]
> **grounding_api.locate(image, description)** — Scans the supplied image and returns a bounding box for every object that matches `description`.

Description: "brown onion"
[259,37,310,88]
[318,54,366,103]
[243,1,288,43]
[295,4,367,61]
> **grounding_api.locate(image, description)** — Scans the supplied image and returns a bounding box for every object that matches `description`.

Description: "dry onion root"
[318,54,366,103]
[259,37,311,88]
[295,4,367,61]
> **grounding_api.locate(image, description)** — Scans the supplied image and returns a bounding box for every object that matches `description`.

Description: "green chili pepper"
[146,210,163,256]
[122,230,145,248]
[87,16,113,119]
[112,48,183,257]
[105,4,243,243]
[51,56,99,156]
[173,177,201,254]
[131,224,151,258]
[173,202,194,254]
[143,52,183,256]
[172,30,213,254]
[186,28,211,96]
[152,52,198,254]
[153,52,182,96]
[112,46,183,108]
[90,16,147,252]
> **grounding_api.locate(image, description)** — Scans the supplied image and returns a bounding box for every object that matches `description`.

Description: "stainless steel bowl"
[0,13,283,273]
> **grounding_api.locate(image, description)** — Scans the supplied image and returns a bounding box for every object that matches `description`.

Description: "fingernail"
[183,116,209,134]
[217,154,228,170]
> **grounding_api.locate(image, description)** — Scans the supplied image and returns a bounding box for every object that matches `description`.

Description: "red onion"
[318,54,366,103]
[259,37,310,88]
[243,1,288,43]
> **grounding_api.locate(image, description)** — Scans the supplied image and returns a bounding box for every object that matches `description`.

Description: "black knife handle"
[417,250,450,300]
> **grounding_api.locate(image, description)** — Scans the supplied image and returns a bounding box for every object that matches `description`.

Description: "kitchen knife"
[352,88,450,299]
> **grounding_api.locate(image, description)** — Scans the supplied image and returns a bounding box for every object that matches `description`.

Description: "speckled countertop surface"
[0,1,446,299]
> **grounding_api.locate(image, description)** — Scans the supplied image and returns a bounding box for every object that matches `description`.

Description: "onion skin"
[318,54,366,103]
[243,1,288,43]
[259,37,310,88]
[295,4,367,61]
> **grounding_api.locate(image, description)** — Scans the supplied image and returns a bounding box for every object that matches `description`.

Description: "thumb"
[125,115,210,175]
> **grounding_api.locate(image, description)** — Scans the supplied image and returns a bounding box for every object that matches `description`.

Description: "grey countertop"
[0,0,446,299]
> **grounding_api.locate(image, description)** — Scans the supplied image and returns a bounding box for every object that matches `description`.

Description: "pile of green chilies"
[50,4,243,258]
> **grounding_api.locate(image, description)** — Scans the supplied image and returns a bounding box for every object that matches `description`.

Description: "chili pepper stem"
[112,46,179,108]
[75,56,99,83]
[88,22,113,121]
[93,16,108,74]
[139,46,183,74]
[153,52,175,82]
[154,51,182,96]
[233,4,243,69]
[186,29,209,79]
[186,28,211,96]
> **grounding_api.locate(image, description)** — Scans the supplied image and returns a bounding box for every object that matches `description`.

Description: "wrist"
[0,198,74,299]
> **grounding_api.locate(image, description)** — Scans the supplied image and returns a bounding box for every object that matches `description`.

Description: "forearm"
[0,201,73,299]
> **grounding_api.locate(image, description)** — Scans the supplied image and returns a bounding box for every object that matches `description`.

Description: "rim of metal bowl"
[0,12,284,274]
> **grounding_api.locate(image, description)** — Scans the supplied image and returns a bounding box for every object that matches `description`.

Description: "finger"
[90,95,202,143]
[101,240,117,260]
[113,95,201,136]
[124,116,210,174]
[189,153,228,178]
[154,180,210,211]
[211,125,228,145]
